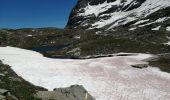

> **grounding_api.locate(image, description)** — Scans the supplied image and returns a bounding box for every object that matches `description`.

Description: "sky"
[0,0,77,29]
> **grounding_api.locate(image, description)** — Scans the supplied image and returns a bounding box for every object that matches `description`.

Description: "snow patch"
[27,35,33,37]
[0,73,5,76]
[138,17,167,27]
[164,36,170,45]
[0,47,170,100]
[152,26,161,31]
[166,26,170,31]
[74,35,81,39]
[129,27,137,31]
[79,1,121,17]
[133,19,150,25]
[95,31,102,34]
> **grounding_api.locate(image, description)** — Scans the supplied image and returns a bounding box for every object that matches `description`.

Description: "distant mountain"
[66,0,170,32]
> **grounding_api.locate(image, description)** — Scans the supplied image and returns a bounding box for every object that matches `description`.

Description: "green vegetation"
[149,56,170,73]
[1,28,170,57]
[68,30,170,56]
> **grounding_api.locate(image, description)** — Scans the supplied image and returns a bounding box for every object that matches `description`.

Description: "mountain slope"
[66,0,170,32]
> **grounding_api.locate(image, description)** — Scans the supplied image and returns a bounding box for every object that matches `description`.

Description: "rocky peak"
[66,0,170,32]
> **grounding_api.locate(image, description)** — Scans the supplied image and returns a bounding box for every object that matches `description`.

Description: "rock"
[0,95,5,100]
[5,94,18,100]
[34,85,95,100]
[67,48,81,57]
[0,89,18,100]
[0,89,8,95]
[142,55,159,62]
[131,64,148,69]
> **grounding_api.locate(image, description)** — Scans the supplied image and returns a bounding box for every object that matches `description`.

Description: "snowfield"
[0,46,170,100]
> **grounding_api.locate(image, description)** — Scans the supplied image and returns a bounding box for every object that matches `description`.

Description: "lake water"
[31,45,67,52]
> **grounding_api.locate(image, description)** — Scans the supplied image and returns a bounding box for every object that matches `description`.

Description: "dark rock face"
[34,85,95,100]
[66,0,170,32]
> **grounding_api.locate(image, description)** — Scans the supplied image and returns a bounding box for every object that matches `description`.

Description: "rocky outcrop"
[34,85,95,100]
[0,89,18,100]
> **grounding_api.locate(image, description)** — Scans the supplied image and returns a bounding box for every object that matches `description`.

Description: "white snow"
[95,31,102,34]
[0,73,5,76]
[155,17,167,23]
[138,22,153,27]
[166,26,170,31]
[165,42,170,45]
[27,35,33,37]
[138,17,167,27]
[151,26,161,31]
[164,36,170,45]
[73,35,81,39]
[78,0,170,30]
[79,1,122,17]
[129,27,137,31]
[133,19,150,25]
[0,46,170,100]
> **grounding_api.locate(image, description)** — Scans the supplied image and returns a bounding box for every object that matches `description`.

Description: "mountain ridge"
[66,0,170,32]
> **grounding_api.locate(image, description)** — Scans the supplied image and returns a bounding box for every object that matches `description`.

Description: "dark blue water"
[31,45,67,52]
[30,45,80,59]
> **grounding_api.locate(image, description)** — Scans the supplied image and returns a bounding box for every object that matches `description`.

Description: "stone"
[0,89,8,95]
[0,95,5,100]
[34,85,95,100]
[131,64,148,69]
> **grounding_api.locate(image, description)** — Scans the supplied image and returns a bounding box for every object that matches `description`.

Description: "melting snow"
[129,27,137,31]
[167,26,170,31]
[74,36,81,39]
[155,17,167,23]
[133,19,150,25]
[27,35,33,37]
[152,26,161,31]
[164,36,170,45]
[79,1,122,17]
[0,47,170,100]
[95,31,102,34]
[138,17,167,27]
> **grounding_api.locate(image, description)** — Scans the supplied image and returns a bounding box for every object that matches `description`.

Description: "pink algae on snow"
[0,47,170,100]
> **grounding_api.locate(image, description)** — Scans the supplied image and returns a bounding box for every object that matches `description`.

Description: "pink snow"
[0,46,170,100]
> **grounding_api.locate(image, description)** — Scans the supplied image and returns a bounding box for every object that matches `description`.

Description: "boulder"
[0,89,18,100]
[0,95,5,100]
[131,64,148,69]
[0,89,8,95]
[34,85,95,100]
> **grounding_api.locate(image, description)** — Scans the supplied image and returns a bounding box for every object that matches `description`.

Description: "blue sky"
[0,0,77,29]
